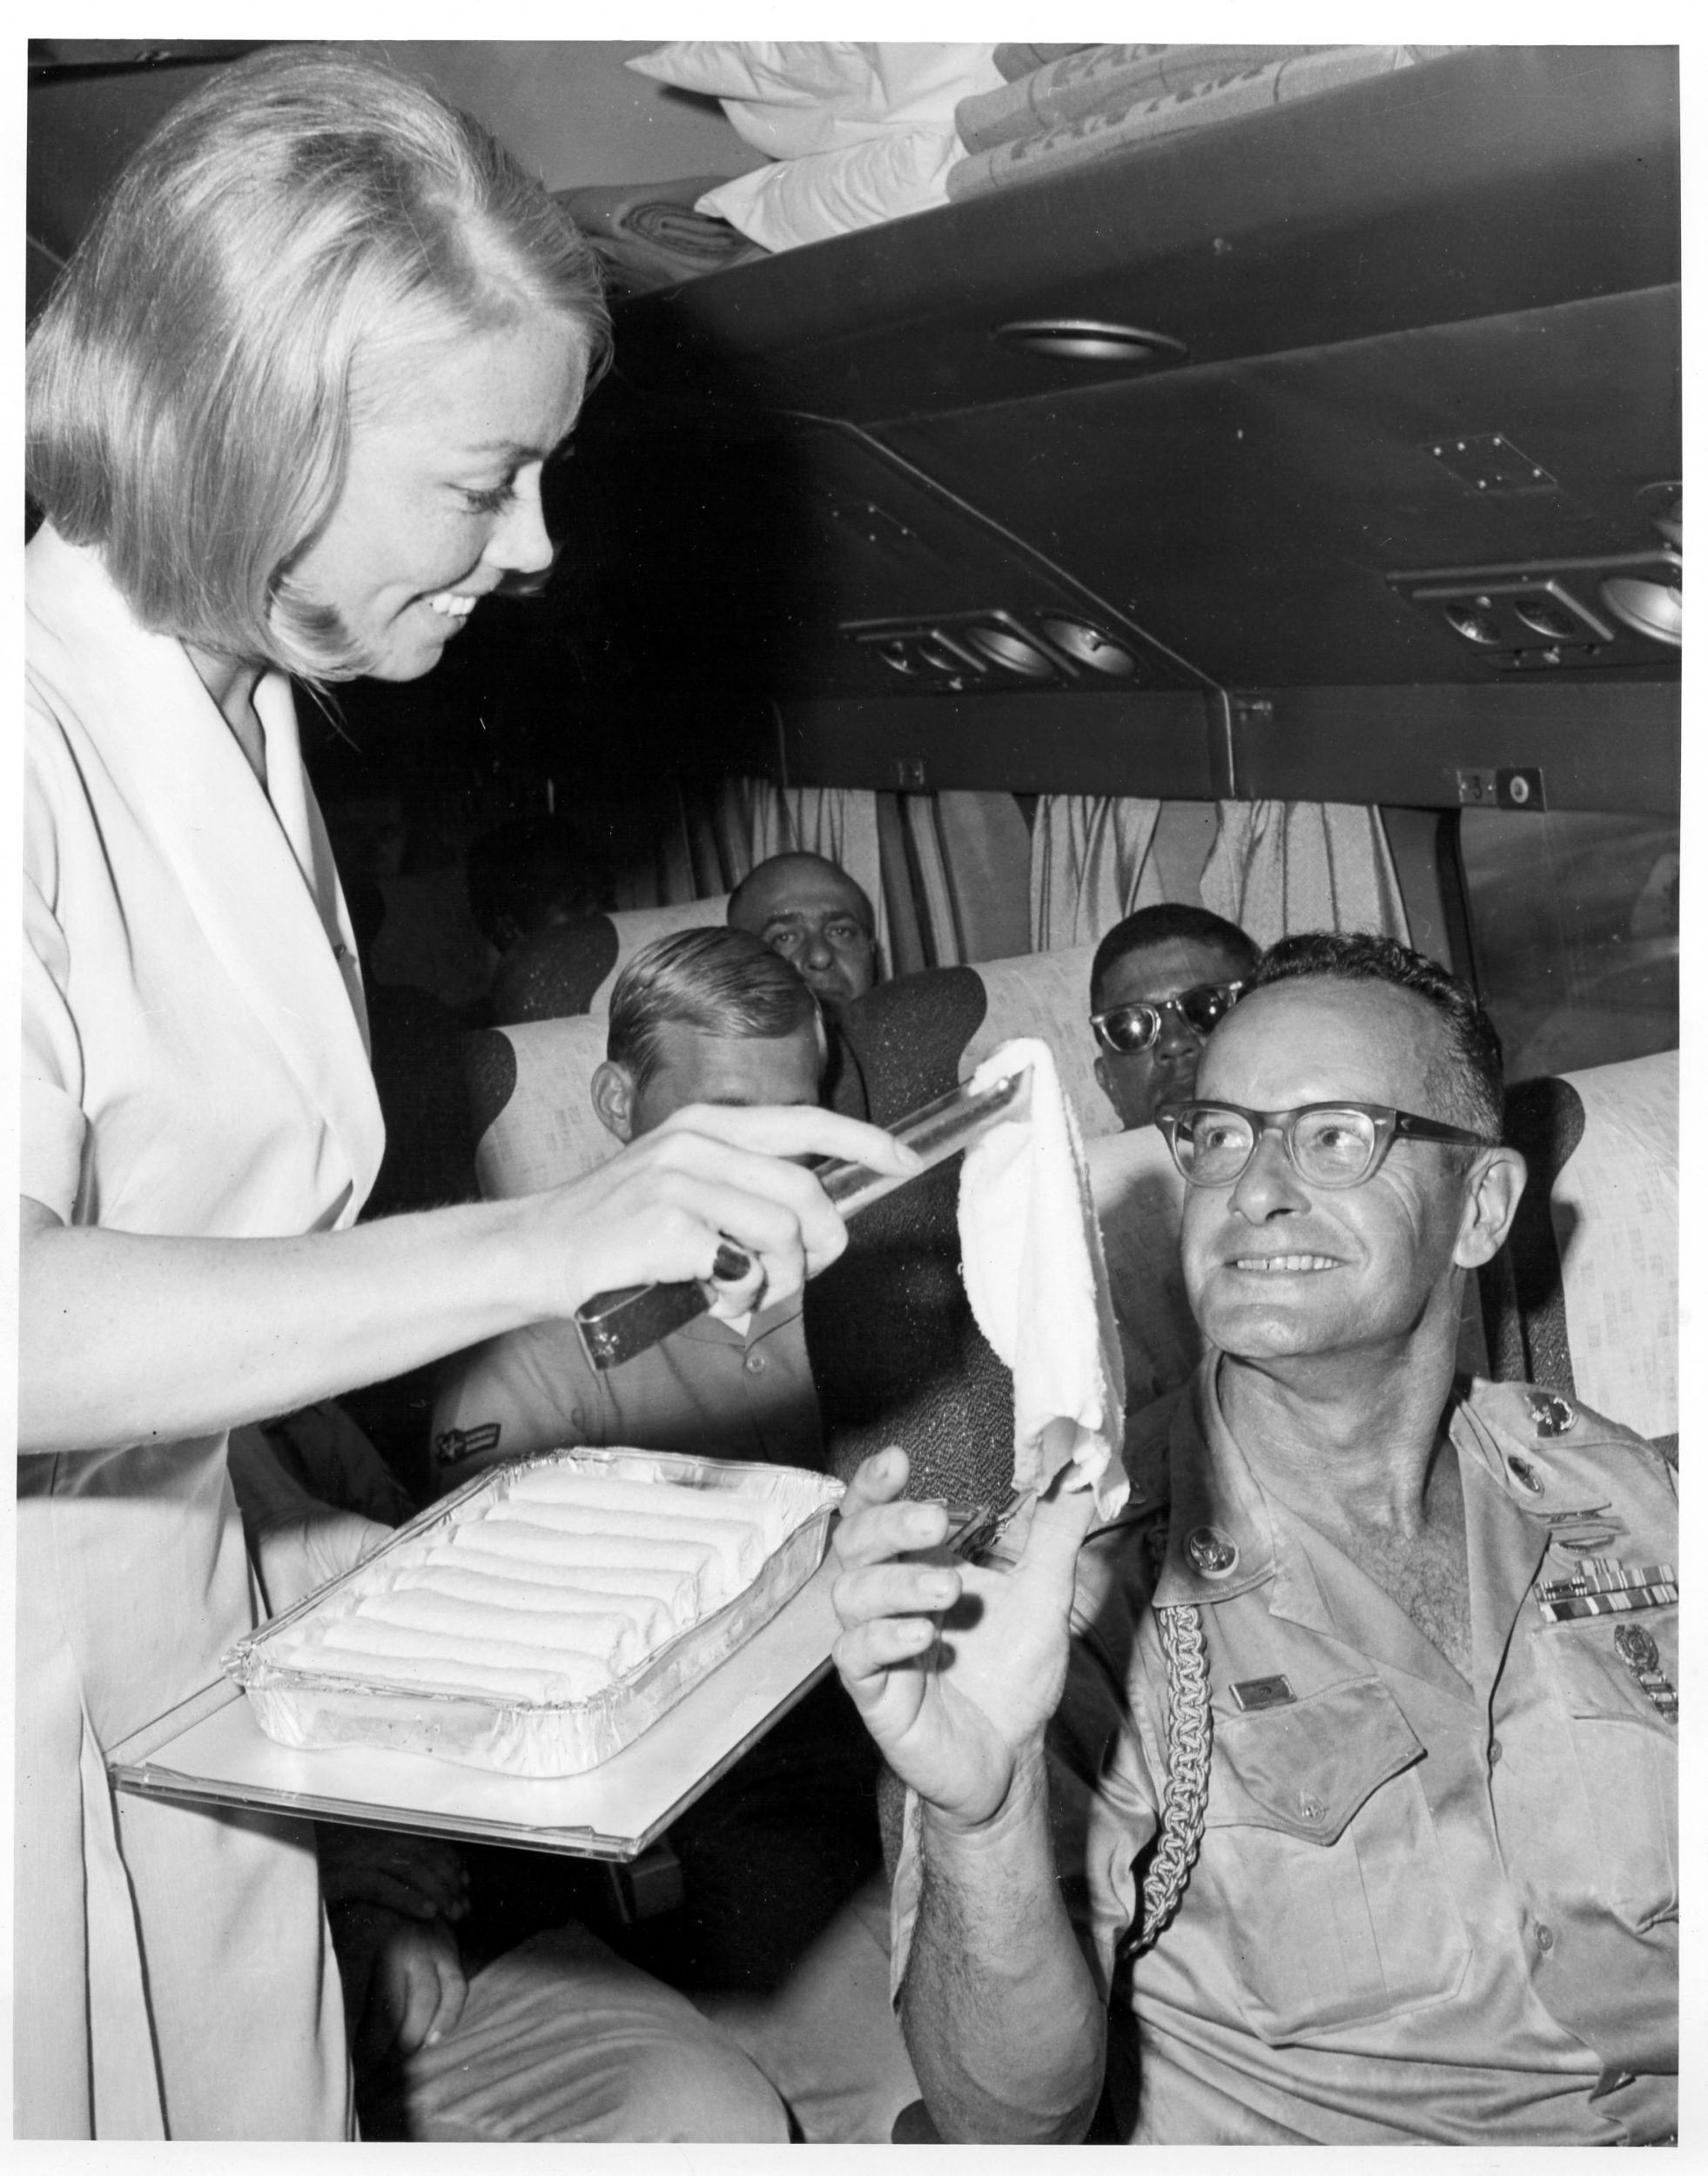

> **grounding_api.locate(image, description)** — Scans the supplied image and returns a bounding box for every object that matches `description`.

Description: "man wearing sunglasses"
[832,931,1677,2146]
[1088,905,1258,1131]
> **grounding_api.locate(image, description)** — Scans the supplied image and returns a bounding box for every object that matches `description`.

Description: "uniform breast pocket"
[1535,1615,1678,1931]
[1200,1676,1471,2045]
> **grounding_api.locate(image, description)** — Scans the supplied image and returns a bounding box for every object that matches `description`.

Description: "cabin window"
[1458,811,1679,1082]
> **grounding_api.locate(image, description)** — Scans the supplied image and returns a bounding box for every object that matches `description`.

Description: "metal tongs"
[575,1064,1032,1372]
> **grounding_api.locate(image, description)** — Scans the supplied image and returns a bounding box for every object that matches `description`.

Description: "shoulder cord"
[1133,1601,1212,1954]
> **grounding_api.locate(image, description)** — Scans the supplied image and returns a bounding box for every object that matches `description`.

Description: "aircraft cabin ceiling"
[553,45,1678,812]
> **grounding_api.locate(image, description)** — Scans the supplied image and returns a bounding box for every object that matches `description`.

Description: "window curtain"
[1029,795,1167,951]
[667,778,1031,976]
[1200,801,1410,949]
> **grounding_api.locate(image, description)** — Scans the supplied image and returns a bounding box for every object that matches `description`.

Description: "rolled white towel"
[388,1561,681,1644]
[438,1519,723,1607]
[354,1587,655,1670]
[480,1501,763,1590]
[507,1469,789,1553]
[280,1615,614,1703]
[415,1544,704,1628]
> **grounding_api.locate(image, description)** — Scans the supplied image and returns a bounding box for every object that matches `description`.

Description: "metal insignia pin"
[1613,1622,1678,1722]
[1527,1390,1577,1439]
[1507,1454,1543,1494]
[1185,1526,1238,1576]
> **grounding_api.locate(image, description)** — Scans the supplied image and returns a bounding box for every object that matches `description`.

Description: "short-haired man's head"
[727,852,878,1009]
[598,927,826,1140]
[1245,931,1504,1141]
[26,45,609,681]
[1090,904,1259,1011]
[1090,904,1259,1131]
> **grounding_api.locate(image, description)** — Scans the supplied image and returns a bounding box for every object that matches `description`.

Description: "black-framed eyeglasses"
[1154,1099,1500,1189]
[1090,981,1244,1058]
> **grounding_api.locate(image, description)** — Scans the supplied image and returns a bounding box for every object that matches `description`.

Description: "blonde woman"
[22,48,910,2140]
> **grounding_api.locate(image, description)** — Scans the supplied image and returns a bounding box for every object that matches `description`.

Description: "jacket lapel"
[30,531,384,1215]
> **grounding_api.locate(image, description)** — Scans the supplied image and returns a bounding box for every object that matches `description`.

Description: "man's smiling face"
[1180,978,1481,1367]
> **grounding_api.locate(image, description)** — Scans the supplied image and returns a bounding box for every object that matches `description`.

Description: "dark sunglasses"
[1090,980,1244,1058]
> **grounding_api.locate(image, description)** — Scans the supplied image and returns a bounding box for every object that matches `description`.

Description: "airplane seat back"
[488,895,734,1026]
[810,941,1124,1500]
[463,1017,615,1200]
[1480,1049,1678,1457]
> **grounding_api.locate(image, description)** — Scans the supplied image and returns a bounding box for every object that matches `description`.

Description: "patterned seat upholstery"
[488,896,731,1026]
[808,945,1118,1501]
[463,1017,615,1199]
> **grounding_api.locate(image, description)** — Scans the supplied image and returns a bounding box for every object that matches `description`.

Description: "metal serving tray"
[221,1447,842,1779]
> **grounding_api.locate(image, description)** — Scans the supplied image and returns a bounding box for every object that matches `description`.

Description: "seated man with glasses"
[832,930,1677,2146]
[1088,904,1258,1132]
[1086,906,1259,1419]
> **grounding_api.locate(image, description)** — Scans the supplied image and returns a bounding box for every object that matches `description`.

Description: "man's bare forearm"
[900,1753,1106,2142]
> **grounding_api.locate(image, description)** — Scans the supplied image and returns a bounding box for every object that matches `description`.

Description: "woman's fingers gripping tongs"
[573,1065,1032,1371]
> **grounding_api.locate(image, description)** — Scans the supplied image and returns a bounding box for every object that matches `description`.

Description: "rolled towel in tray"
[506,1468,788,1552]
[389,1561,683,1642]
[439,1519,722,1606]
[414,1543,705,1627]
[280,1616,615,1703]
[355,1586,660,1669]
[479,1501,763,1590]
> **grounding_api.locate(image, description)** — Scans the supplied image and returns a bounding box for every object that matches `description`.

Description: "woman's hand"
[526,1105,921,1321]
[831,1447,1096,1831]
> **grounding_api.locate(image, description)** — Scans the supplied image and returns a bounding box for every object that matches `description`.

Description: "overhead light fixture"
[993,319,1188,367]
[1599,574,1681,648]
[1035,616,1140,677]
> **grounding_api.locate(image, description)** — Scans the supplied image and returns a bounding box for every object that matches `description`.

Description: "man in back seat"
[728,850,879,1014]
[1088,903,1257,1132]
[433,927,825,1480]
[1087,904,1259,1419]
[834,931,1678,2145]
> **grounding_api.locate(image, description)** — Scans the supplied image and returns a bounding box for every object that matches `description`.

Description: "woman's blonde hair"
[26,45,609,679]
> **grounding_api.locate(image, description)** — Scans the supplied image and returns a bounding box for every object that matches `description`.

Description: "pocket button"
[1298,1793,1326,1824]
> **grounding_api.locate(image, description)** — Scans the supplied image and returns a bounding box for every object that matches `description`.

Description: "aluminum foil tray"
[223,1448,843,1778]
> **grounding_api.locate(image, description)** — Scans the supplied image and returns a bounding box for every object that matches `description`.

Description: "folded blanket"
[958,1038,1127,1517]
[958,43,1327,155]
[949,45,1463,204]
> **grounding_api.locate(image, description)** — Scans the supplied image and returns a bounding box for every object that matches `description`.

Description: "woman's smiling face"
[283,311,588,681]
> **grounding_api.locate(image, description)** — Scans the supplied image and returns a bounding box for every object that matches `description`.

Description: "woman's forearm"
[18,1195,547,1455]
[18,1101,917,1459]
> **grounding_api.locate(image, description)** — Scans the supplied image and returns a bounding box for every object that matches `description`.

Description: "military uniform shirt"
[432,1293,822,1486]
[891,1358,1678,2145]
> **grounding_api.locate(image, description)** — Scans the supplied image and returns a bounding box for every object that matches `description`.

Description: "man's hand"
[831,1447,1096,1830]
[330,1901,467,2067]
[318,1825,470,1923]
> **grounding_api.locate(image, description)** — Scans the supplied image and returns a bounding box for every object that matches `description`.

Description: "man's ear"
[1093,1052,1122,1118]
[1453,1145,1528,1270]
[591,1060,637,1145]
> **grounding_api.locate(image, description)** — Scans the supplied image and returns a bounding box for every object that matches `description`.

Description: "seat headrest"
[835,944,1116,1142]
[466,1016,615,1199]
[1553,1048,1678,1440]
[488,896,733,1026]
